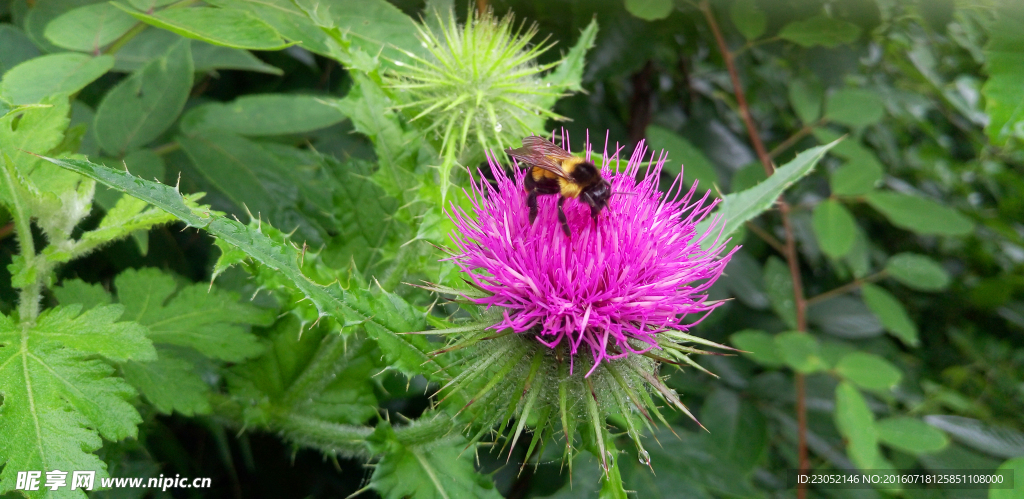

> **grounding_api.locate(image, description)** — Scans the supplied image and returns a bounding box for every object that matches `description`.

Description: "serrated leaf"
[885,253,951,292]
[52,279,112,311]
[0,306,154,497]
[865,191,974,236]
[369,426,502,499]
[835,352,902,391]
[981,4,1024,146]
[177,130,334,246]
[812,199,856,258]
[876,417,949,454]
[180,94,344,136]
[861,283,919,347]
[825,88,885,127]
[624,0,673,21]
[0,53,114,106]
[834,382,882,470]
[94,38,193,156]
[114,3,289,50]
[541,18,598,95]
[764,256,796,329]
[94,148,166,211]
[645,125,719,197]
[44,3,138,52]
[730,0,766,41]
[774,331,825,373]
[115,268,271,362]
[779,15,861,48]
[40,155,448,380]
[731,329,784,367]
[74,194,175,256]
[698,141,839,248]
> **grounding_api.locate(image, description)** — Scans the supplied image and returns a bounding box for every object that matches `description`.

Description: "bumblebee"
[506,136,612,236]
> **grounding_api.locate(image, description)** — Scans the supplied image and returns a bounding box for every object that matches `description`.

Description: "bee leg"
[527,191,539,224]
[557,197,570,236]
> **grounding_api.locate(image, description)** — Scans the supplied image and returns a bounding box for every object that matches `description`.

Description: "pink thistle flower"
[447,132,737,376]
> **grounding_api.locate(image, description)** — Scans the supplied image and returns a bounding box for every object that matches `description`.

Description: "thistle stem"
[699,3,809,497]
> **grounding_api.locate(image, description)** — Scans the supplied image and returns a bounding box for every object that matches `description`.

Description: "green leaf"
[924,415,1024,459]
[94,148,166,210]
[369,424,502,499]
[788,78,823,124]
[115,268,272,362]
[645,125,719,196]
[702,388,768,471]
[865,191,974,236]
[624,0,673,21]
[876,417,949,454]
[180,94,345,136]
[812,199,857,258]
[0,25,42,78]
[885,253,951,292]
[814,128,885,196]
[807,295,883,339]
[730,329,784,367]
[39,155,447,380]
[44,3,138,52]
[94,38,193,156]
[112,29,283,75]
[764,256,797,329]
[730,0,766,41]
[825,88,885,127]
[0,306,155,496]
[177,131,334,245]
[861,283,919,347]
[991,457,1024,499]
[0,53,114,105]
[779,15,862,47]
[834,382,882,470]
[981,4,1024,146]
[541,18,598,95]
[698,140,840,247]
[121,355,212,416]
[21,0,99,54]
[774,331,825,373]
[115,3,289,50]
[52,279,112,311]
[228,315,379,428]
[835,352,902,391]
[207,0,336,57]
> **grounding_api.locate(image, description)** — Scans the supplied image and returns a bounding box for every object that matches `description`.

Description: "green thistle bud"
[384,8,573,200]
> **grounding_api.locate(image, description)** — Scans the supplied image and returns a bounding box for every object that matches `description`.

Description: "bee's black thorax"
[567,160,600,187]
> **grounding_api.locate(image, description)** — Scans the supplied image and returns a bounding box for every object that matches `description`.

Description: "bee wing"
[505,136,573,179]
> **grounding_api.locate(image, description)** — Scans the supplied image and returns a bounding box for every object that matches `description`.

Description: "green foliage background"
[1,0,1023,498]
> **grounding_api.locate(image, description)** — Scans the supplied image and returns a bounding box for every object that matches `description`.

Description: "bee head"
[582,178,612,219]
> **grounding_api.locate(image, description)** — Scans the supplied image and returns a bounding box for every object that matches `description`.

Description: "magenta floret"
[447,132,737,375]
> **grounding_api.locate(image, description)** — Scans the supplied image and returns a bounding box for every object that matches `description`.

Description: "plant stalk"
[699,3,810,497]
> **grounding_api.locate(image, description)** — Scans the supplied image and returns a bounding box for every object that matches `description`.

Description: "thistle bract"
[385,9,571,199]
[430,133,738,471]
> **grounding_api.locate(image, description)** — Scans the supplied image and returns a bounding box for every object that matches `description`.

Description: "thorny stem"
[700,3,809,497]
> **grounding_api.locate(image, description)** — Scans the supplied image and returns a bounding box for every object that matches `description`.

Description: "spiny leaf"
[39,155,447,380]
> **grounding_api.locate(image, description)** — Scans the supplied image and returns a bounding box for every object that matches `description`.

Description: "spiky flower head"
[385,8,569,199]
[428,132,738,473]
